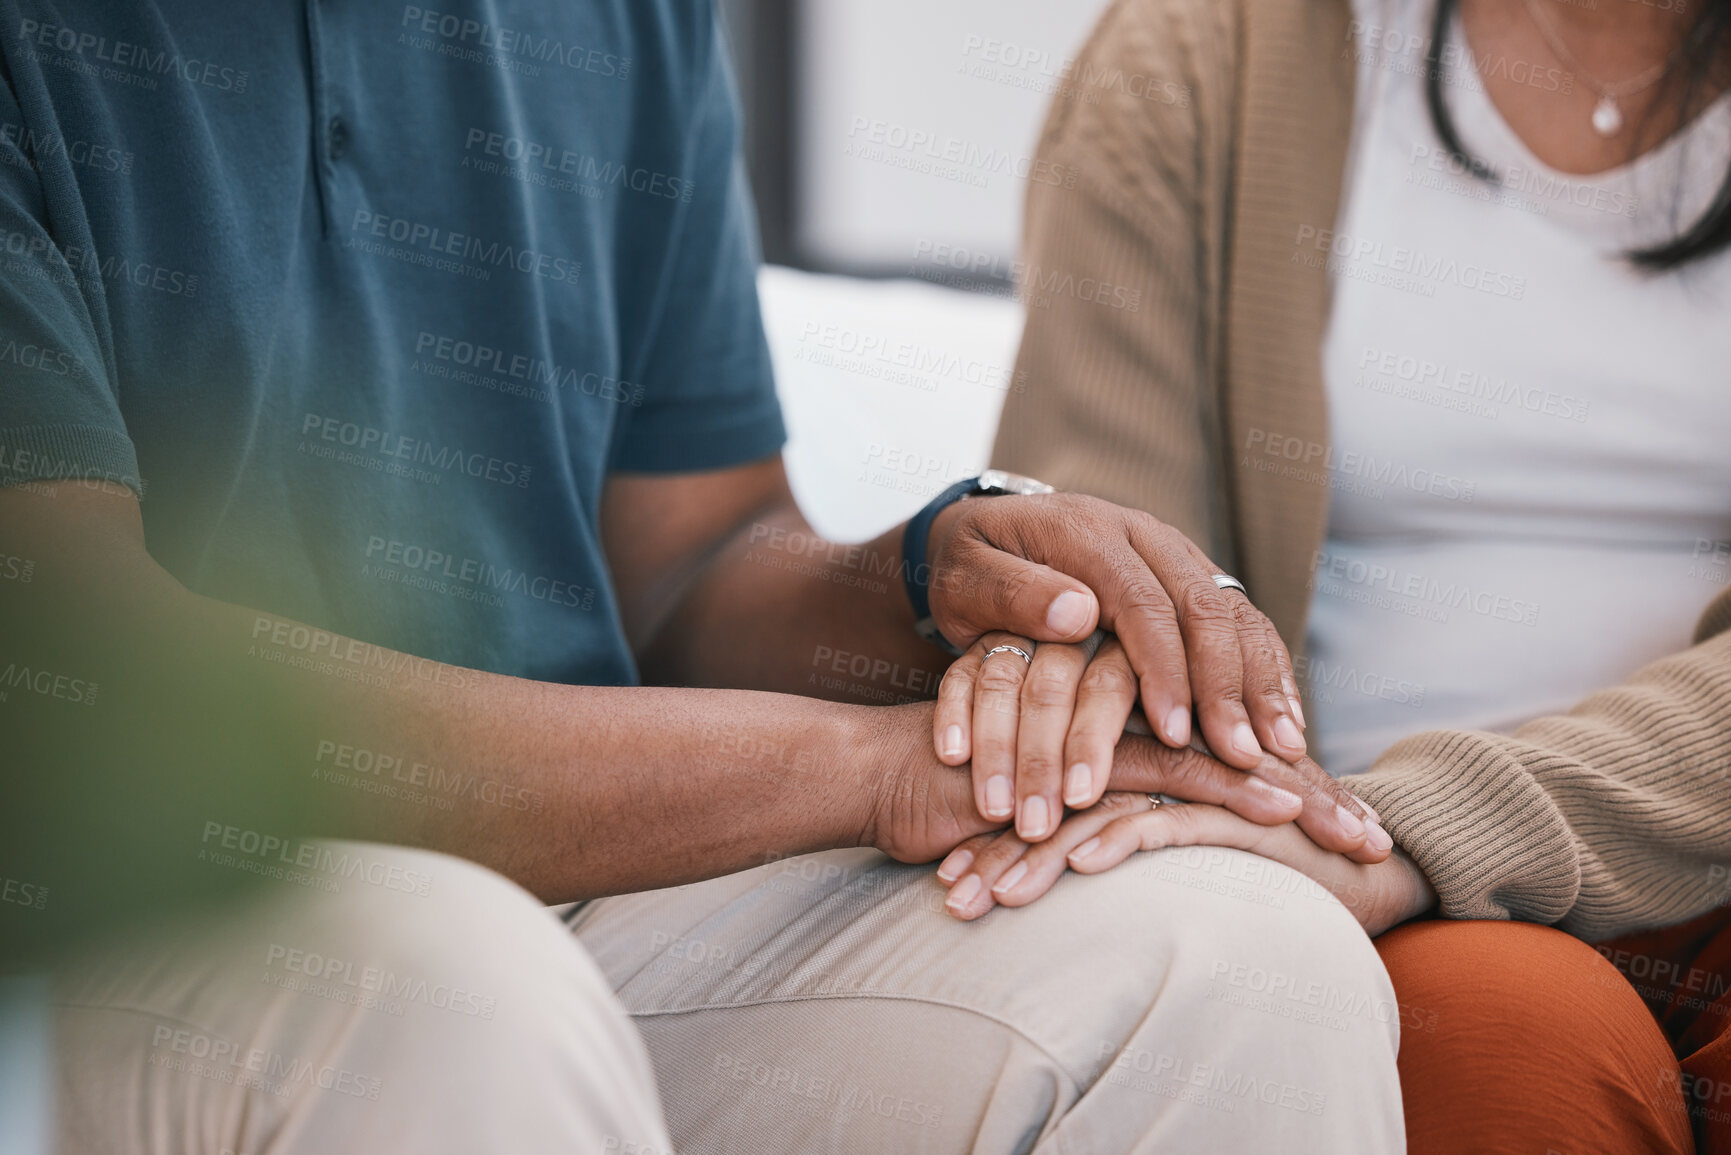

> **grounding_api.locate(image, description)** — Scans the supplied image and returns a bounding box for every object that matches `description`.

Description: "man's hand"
[937,795,1433,935]
[861,702,1310,868]
[927,492,1307,773]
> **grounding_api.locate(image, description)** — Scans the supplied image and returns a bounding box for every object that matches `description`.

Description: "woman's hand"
[932,630,1141,841]
[936,794,1434,936]
[865,701,1311,868]
[933,631,1390,856]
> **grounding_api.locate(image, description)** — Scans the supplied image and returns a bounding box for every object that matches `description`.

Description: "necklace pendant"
[1590,95,1623,137]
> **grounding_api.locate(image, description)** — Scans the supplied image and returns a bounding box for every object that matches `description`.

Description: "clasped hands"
[894,492,1434,935]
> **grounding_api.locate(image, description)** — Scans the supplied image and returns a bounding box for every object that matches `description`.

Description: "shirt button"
[327,116,350,160]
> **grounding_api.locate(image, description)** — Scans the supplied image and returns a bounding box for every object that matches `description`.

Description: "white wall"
[759,265,1022,543]
[796,0,1113,272]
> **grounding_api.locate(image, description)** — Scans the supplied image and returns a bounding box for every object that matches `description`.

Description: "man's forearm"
[4,486,895,905]
[203,588,1041,899]
[640,500,953,704]
[203,603,891,900]
[341,659,882,900]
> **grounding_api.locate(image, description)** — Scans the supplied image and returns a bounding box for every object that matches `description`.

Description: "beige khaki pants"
[55,842,1404,1153]
[53,843,673,1155]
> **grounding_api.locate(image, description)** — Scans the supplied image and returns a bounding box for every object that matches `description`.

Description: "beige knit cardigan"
[992,0,1731,940]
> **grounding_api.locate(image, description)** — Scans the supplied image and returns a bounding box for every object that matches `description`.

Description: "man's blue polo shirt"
[0,0,785,685]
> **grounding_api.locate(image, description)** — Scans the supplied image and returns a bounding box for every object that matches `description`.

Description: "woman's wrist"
[1376,850,1438,934]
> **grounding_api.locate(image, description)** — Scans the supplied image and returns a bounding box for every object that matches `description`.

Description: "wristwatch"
[902,469,1056,653]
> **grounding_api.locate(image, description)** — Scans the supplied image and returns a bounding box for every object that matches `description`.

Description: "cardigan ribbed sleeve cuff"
[1347,730,1582,925]
[1345,597,1731,941]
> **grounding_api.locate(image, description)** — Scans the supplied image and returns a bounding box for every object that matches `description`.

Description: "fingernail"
[1290,695,1308,729]
[1069,836,1103,867]
[937,848,974,883]
[1335,804,1366,838]
[1273,715,1305,752]
[1045,590,1092,636]
[1365,820,1393,852]
[940,724,965,760]
[1064,763,1093,807]
[945,874,983,913]
[1350,792,1380,823]
[992,861,1029,897]
[1165,707,1191,746]
[1019,796,1050,840]
[1231,722,1261,760]
[984,776,1014,819]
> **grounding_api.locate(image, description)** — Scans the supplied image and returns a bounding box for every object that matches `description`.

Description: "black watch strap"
[901,476,981,655]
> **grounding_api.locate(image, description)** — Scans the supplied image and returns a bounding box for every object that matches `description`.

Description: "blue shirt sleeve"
[0,68,138,494]
[607,12,785,474]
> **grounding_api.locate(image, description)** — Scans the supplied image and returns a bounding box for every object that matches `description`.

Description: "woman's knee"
[1378,919,1692,1155]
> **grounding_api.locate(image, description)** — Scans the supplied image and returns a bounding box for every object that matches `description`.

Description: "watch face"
[978,469,1056,497]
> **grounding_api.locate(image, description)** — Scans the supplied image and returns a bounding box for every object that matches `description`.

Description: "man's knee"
[276,843,611,1032]
[1089,845,1391,1007]
[56,844,667,1155]
[1002,846,1397,1071]
[254,847,667,1138]
[1042,849,1401,1148]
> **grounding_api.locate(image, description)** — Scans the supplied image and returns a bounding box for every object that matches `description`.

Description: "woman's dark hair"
[1423,0,1731,270]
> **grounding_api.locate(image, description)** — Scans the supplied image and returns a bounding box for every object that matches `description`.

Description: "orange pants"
[1378,908,1731,1155]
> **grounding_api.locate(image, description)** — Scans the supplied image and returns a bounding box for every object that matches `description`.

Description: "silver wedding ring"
[983,643,1034,666]
[1211,573,1249,597]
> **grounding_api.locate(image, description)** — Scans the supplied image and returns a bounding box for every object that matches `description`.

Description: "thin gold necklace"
[1520,0,1681,137]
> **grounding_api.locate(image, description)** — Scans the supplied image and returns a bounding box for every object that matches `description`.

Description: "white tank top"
[1308,0,1731,774]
